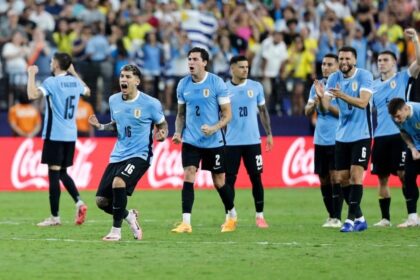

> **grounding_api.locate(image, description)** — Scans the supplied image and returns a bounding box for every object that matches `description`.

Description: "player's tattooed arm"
[173,104,186,144]
[201,103,232,136]
[88,115,116,131]
[155,120,168,142]
[400,130,420,159]
[258,104,273,151]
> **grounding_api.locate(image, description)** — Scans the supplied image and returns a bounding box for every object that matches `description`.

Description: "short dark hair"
[378,50,397,61]
[188,47,209,63]
[324,53,338,62]
[230,55,248,65]
[53,52,72,71]
[120,64,142,79]
[338,46,357,59]
[388,98,406,115]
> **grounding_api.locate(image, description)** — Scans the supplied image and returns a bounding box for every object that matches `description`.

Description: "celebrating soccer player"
[371,28,420,227]
[27,53,90,227]
[89,64,168,241]
[305,54,343,228]
[171,47,237,233]
[316,46,374,232]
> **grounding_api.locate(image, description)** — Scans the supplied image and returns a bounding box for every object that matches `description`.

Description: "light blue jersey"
[326,68,374,142]
[225,79,265,145]
[177,72,230,148]
[308,79,339,146]
[109,91,165,164]
[39,73,87,141]
[397,102,420,150]
[373,70,411,137]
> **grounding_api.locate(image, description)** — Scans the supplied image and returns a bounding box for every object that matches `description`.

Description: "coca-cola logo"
[148,140,213,188]
[282,137,318,186]
[11,139,96,190]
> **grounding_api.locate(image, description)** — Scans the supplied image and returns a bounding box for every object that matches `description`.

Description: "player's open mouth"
[189,67,194,71]
[121,83,128,89]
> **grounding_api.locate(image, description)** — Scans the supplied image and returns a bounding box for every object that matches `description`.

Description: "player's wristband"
[98,124,105,131]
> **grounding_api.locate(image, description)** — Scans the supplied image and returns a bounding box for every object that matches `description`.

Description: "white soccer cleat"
[322,218,333,227]
[397,218,419,228]
[102,227,122,241]
[37,216,61,227]
[329,218,342,228]
[373,219,391,227]
[322,218,342,228]
[125,209,142,240]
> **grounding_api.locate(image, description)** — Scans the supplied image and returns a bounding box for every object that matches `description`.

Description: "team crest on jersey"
[247,90,254,98]
[390,80,396,89]
[203,89,210,98]
[134,108,141,118]
[352,82,358,91]
[416,123,420,130]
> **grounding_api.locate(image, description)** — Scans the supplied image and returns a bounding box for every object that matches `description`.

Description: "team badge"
[416,123,420,130]
[352,82,358,91]
[247,90,254,98]
[134,108,141,118]
[203,89,210,97]
[390,80,396,89]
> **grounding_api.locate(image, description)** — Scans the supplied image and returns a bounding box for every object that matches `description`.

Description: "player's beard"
[340,63,353,75]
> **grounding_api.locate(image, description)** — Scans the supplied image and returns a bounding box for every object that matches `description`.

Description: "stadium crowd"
[1,0,420,122]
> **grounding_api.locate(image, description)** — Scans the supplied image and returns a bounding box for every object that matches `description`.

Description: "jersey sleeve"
[39,77,53,96]
[307,84,316,103]
[152,99,165,124]
[176,78,185,104]
[359,70,374,94]
[325,72,337,97]
[256,81,265,106]
[402,68,411,81]
[216,77,230,105]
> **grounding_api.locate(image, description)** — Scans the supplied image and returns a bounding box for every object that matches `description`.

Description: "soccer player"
[371,28,420,227]
[27,52,90,226]
[171,47,237,233]
[305,53,343,228]
[388,98,420,227]
[88,64,168,241]
[224,55,273,228]
[316,46,374,232]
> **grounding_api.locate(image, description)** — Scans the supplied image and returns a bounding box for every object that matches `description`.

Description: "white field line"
[1,237,332,246]
[0,237,418,247]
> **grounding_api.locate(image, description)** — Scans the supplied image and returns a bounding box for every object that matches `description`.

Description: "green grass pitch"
[0,188,419,280]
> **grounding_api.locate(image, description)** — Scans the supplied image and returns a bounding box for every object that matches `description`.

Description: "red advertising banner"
[0,137,404,191]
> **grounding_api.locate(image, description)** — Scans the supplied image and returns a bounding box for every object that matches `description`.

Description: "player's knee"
[112,176,126,189]
[318,175,330,185]
[96,196,110,209]
[184,166,197,182]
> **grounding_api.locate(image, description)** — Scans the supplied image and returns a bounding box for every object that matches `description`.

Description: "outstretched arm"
[27,66,43,100]
[406,28,420,78]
